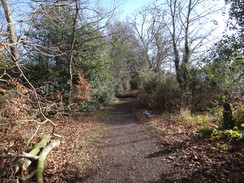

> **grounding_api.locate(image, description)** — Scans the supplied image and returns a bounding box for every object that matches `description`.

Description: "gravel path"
[84,97,174,183]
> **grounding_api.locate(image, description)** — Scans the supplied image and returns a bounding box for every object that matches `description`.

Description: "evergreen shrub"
[137,71,182,112]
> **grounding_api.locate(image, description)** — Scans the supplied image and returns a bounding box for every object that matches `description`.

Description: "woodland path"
[84,96,176,183]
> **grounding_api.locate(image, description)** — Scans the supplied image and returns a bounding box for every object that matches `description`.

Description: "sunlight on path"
[84,98,173,183]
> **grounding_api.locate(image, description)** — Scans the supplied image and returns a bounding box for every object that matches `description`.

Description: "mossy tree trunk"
[223,103,235,129]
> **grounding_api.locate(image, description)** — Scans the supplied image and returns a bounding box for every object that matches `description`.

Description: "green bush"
[187,69,220,113]
[137,71,182,112]
[233,104,244,128]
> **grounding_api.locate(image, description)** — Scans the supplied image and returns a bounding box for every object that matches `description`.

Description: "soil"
[82,95,244,183]
[83,97,178,183]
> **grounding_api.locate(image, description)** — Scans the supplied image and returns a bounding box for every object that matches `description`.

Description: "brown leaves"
[7,79,31,95]
[0,78,32,121]
[0,113,101,183]
[0,87,7,94]
[74,71,91,101]
[41,115,101,183]
[138,112,244,182]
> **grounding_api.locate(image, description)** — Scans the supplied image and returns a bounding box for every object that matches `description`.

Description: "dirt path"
[84,97,175,183]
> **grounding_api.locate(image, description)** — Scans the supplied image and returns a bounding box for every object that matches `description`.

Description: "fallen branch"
[27,118,56,146]
[16,134,51,173]
[22,139,60,183]
[0,152,39,160]
[36,140,60,183]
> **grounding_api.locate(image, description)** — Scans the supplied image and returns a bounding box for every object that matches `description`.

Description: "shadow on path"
[83,96,177,183]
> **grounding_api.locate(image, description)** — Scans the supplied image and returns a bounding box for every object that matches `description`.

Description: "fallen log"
[36,140,60,183]
[29,134,51,155]
[16,134,51,173]
[1,134,60,182]
[21,139,60,183]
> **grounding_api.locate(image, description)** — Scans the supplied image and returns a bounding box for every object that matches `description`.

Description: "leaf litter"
[0,113,104,183]
[138,112,244,183]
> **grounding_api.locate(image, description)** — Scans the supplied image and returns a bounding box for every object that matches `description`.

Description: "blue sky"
[96,0,153,19]
[120,0,151,16]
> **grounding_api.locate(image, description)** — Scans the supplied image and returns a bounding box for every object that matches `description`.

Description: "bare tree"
[130,7,171,72]
[158,0,222,86]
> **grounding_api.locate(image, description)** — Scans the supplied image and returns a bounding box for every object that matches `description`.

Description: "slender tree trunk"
[68,0,79,105]
[181,0,192,87]
[182,0,191,65]
[1,0,18,61]
[169,0,193,87]
[169,0,181,84]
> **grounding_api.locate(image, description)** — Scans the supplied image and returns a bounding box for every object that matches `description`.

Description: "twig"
[27,125,41,146]
[0,152,39,160]
[22,170,36,181]
[4,45,59,142]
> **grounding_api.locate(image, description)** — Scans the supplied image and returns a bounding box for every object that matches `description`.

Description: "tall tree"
[130,8,171,72]
[25,1,119,109]
[68,0,79,104]
[155,0,222,87]
[108,21,144,93]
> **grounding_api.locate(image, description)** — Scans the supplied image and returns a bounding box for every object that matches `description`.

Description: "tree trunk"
[68,0,79,105]
[1,0,18,61]
[169,0,182,85]
[180,0,192,88]
[223,103,235,129]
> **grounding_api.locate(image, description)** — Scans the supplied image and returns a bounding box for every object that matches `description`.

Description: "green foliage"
[233,104,244,128]
[137,71,182,112]
[211,128,244,151]
[194,122,244,152]
[175,105,244,150]
[23,8,143,111]
[25,6,118,110]
[200,0,243,131]
[25,6,74,95]
[203,34,243,99]
[203,0,243,103]
[81,42,116,111]
[225,0,244,28]
[108,21,144,94]
[174,108,220,128]
[212,128,243,140]
[195,125,218,138]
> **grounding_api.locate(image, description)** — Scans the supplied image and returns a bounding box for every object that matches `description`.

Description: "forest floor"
[1,92,243,183]
[82,94,243,183]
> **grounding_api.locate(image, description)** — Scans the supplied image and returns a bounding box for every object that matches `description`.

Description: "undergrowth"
[143,104,244,182]
[173,106,244,152]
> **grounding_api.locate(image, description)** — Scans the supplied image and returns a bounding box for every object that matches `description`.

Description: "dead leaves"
[41,115,101,183]
[138,112,244,182]
[0,79,32,121]
[0,113,102,183]
[74,71,91,102]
